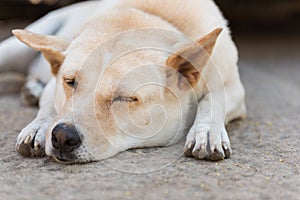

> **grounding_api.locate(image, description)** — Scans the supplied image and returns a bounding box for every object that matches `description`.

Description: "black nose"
[51,123,82,152]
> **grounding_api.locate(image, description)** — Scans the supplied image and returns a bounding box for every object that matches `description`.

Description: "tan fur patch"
[166,28,222,89]
[12,29,69,75]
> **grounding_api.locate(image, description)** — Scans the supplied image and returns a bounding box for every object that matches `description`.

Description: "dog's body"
[0,0,246,163]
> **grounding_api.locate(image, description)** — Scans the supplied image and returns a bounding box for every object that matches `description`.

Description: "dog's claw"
[222,142,228,150]
[222,142,231,158]
[24,135,31,144]
[184,140,195,157]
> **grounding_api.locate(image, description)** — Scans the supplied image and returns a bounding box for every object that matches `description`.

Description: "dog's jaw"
[47,144,98,164]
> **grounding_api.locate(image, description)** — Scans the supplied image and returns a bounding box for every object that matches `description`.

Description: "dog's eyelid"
[63,70,78,80]
[112,95,139,103]
[64,77,75,82]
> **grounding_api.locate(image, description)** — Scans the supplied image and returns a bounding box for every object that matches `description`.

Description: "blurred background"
[0,0,299,93]
[0,0,300,37]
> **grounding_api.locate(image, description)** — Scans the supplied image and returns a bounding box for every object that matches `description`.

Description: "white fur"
[2,0,246,163]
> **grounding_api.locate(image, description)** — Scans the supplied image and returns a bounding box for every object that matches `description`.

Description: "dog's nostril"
[65,140,78,147]
[51,123,82,152]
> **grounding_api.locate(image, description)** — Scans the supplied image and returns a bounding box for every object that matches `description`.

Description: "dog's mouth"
[49,150,95,164]
[49,150,78,164]
[52,156,75,164]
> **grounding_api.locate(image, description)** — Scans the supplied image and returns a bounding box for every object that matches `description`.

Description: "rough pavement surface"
[0,20,299,199]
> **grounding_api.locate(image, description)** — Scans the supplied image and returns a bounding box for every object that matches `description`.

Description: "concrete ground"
[0,21,299,199]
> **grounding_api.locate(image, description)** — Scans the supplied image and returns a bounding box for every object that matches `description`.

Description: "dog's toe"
[33,126,47,157]
[222,142,232,159]
[16,141,33,157]
[191,142,208,160]
[198,144,208,159]
[209,145,225,161]
[33,145,46,157]
[185,140,210,160]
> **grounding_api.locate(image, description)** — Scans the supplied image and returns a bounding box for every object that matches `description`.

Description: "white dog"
[0,0,246,163]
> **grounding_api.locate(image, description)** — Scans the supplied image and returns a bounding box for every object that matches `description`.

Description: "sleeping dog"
[0,0,246,163]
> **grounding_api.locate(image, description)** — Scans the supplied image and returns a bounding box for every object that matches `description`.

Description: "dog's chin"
[51,155,95,164]
[49,151,95,164]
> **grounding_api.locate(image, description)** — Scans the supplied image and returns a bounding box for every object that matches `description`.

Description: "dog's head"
[13,26,221,163]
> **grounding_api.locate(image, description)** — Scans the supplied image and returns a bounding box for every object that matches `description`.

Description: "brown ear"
[166,28,222,89]
[12,29,69,75]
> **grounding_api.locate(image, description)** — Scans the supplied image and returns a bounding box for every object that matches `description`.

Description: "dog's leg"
[16,78,56,157]
[184,78,246,161]
[21,54,52,106]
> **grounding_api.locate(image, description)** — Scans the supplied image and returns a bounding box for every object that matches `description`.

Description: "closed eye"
[112,96,138,103]
[64,78,77,88]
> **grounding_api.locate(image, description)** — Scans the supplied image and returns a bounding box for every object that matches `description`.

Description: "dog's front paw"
[184,122,232,161]
[16,119,50,157]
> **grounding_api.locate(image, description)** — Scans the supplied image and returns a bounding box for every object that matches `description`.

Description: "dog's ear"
[12,29,69,75]
[166,28,222,89]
